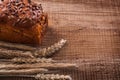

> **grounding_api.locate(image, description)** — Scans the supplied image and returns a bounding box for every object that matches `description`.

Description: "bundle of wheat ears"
[0,39,77,80]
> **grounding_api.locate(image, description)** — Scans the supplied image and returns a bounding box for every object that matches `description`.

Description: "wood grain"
[2,0,120,80]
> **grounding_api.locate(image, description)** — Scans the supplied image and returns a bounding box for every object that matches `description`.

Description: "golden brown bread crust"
[0,13,48,46]
[0,0,48,46]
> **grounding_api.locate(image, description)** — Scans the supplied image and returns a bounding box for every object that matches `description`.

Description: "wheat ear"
[11,58,55,64]
[0,74,72,80]
[35,74,72,80]
[0,39,67,58]
[33,39,67,57]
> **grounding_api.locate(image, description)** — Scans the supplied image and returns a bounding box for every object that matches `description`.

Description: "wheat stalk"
[35,74,72,80]
[0,49,34,59]
[0,41,36,51]
[33,39,67,57]
[0,68,48,75]
[0,62,77,70]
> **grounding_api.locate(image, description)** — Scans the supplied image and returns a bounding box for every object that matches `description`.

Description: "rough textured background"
[2,0,120,80]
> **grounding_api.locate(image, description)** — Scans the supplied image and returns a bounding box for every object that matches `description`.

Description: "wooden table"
[2,0,120,80]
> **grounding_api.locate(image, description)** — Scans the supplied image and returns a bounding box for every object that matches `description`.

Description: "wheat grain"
[11,58,55,64]
[35,74,72,80]
[0,73,72,80]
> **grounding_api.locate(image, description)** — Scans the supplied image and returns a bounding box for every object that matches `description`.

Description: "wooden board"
[2,0,120,80]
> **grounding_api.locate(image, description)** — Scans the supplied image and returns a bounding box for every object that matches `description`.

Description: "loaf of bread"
[0,0,48,46]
